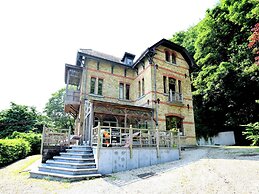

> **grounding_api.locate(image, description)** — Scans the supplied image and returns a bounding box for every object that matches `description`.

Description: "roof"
[133,39,197,70]
[77,39,196,70]
[79,49,123,65]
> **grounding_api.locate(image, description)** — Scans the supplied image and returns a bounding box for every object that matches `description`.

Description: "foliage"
[10,131,41,155]
[171,0,259,141]
[243,122,259,145]
[0,103,39,138]
[44,88,74,129]
[0,139,30,167]
[248,23,259,65]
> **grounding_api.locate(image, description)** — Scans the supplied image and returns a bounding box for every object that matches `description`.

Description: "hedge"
[10,131,42,154]
[0,139,30,167]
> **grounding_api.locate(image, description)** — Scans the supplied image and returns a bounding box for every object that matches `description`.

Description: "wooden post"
[40,126,46,155]
[156,127,160,158]
[68,127,71,147]
[170,131,173,148]
[148,130,151,147]
[129,125,133,159]
[178,128,181,158]
[97,122,101,160]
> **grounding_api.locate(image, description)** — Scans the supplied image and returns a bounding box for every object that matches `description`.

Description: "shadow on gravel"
[103,147,259,187]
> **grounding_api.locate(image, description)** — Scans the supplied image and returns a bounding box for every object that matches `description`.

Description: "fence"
[40,126,71,154]
[92,122,180,148]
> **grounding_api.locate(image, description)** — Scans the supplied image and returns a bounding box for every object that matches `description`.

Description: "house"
[65,38,196,146]
[30,39,196,181]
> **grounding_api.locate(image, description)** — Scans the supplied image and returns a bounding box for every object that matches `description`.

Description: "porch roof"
[91,100,153,112]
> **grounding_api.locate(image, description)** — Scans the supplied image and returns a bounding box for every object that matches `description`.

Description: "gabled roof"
[133,39,196,70]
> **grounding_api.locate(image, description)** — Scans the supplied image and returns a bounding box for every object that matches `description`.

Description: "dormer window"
[121,52,135,66]
[126,58,133,65]
[165,51,170,62]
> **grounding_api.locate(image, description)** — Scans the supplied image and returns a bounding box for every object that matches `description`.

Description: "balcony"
[168,90,183,103]
[64,90,80,117]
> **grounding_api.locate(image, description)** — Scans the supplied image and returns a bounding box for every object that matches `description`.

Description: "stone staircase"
[30,145,101,181]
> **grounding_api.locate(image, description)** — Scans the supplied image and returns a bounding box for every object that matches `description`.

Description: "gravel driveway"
[1,146,259,194]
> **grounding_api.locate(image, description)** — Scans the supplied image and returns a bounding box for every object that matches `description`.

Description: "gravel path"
[1,147,259,194]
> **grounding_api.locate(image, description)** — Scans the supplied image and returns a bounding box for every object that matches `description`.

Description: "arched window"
[172,53,176,64]
[165,51,170,62]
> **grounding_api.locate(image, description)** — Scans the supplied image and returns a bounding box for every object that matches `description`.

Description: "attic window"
[126,58,133,65]
[165,51,170,62]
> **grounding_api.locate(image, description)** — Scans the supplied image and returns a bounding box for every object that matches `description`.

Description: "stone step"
[53,156,95,163]
[70,145,92,150]
[30,170,101,182]
[46,160,96,169]
[60,152,94,158]
[39,165,98,175]
[66,149,93,154]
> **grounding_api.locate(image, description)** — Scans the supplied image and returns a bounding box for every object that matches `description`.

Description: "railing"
[64,90,80,104]
[41,127,71,154]
[168,90,183,103]
[91,124,180,148]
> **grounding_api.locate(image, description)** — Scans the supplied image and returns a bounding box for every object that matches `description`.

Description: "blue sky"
[0,0,219,112]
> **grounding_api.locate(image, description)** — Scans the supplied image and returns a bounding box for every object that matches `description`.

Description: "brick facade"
[65,39,196,146]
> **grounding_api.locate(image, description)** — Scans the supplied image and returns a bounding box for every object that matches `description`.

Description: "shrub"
[10,132,41,155]
[243,122,259,146]
[0,139,30,167]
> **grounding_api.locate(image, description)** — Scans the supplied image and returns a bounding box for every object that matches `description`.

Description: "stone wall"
[93,147,179,174]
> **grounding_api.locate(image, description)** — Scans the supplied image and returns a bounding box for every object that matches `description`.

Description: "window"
[111,65,114,74]
[142,78,145,96]
[126,58,132,65]
[97,61,100,70]
[172,53,176,64]
[163,76,167,93]
[126,84,130,100]
[124,69,127,77]
[165,51,170,62]
[166,116,184,135]
[90,77,96,94]
[138,81,141,98]
[119,83,124,99]
[90,77,103,95]
[97,79,103,95]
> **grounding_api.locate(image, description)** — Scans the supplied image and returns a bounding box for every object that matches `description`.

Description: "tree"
[171,0,259,143]
[0,103,41,138]
[44,88,74,129]
[248,23,259,65]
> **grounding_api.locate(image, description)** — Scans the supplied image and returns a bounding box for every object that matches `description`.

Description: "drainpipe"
[154,63,158,127]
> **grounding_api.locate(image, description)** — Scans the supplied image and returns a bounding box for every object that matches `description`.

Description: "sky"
[0,0,219,112]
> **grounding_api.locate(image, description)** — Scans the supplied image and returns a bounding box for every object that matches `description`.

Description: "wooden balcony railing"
[64,90,80,105]
[91,123,180,148]
[41,127,71,153]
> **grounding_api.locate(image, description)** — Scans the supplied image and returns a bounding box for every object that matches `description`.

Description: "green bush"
[243,122,259,146]
[0,139,30,167]
[10,132,41,155]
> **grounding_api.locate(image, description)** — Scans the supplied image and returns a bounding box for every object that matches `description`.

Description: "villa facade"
[65,39,196,147]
